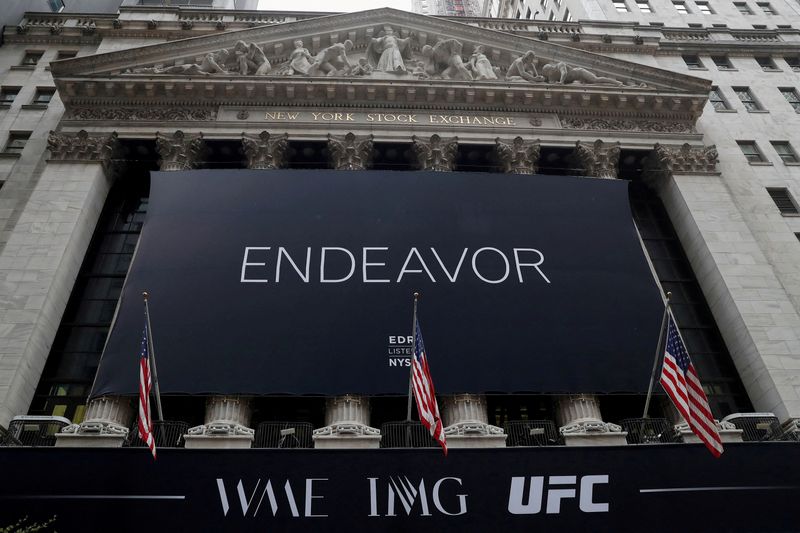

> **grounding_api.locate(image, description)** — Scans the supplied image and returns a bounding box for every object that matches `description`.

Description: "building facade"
[0,2,799,529]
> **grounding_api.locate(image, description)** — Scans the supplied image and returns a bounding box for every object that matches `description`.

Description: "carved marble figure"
[308,40,354,76]
[366,26,414,73]
[232,40,271,75]
[541,62,624,86]
[422,39,472,80]
[468,45,498,80]
[287,40,314,75]
[506,51,544,82]
[131,49,231,75]
[349,58,373,76]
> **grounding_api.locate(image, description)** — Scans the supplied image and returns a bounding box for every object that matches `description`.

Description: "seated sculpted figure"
[366,26,414,73]
[287,40,314,75]
[506,51,544,82]
[308,40,354,76]
[232,41,271,76]
[422,38,473,81]
[468,45,498,80]
[541,62,624,86]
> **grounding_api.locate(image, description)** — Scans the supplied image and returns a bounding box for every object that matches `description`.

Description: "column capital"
[327,132,374,170]
[572,139,621,179]
[495,136,540,174]
[56,396,131,447]
[47,130,118,164]
[412,134,458,171]
[242,131,288,169]
[556,394,627,445]
[156,130,204,171]
[313,394,381,448]
[647,143,719,178]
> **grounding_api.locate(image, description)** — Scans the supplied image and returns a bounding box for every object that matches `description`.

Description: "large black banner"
[92,170,664,396]
[1,444,799,532]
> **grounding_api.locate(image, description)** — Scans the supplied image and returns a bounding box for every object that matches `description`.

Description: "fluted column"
[571,139,621,179]
[495,137,540,174]
[441,394,506,448]
[242,131,288,169]
[156,130,204,171]
[412,134,458,171]
[327,132,374,170]
[313,394,381,449]
[56,396,133,447]
[556,395,627,446]
[185,396,255,448]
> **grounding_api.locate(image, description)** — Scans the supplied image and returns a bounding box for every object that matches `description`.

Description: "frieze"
[67,107,214,121]
[561,118,695,134]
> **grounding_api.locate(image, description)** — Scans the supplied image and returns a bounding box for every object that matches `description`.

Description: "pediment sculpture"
[124,28,633,87]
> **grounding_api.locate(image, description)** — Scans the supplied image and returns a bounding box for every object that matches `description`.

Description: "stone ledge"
[55,433,126,448]
[563,432,629,446]
[313,435,382,449]
[183,434,254,449]
[446,434,508,448]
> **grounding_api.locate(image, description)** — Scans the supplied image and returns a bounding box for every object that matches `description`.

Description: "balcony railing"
[380,421,438,448]
[0,424,22,447]
[620,418,677,444]
[722,413,781,442]
[6,416,70,447]
[254,422,314,449]
[504,420,563,446]
[127,420,189,448]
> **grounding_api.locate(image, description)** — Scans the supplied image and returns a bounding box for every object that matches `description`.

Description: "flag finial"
[142,291,149,301]
[413,291,420,301]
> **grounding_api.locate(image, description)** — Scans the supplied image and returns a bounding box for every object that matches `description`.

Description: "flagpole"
[405,292,420,447]
[143,291,164,422]
[642,291,671,419]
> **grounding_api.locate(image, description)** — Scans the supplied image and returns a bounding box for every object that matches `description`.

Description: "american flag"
[138,324,156,459]
[412,317,447,456]
[660,314,723,458]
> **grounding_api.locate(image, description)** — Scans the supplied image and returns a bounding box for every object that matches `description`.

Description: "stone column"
[313,395,381,449]
[411,134,458,171]
[242,131,288,169]
[556,395,627,446]
[495,136,540,174]
[442,394,506,448]
[155,130,204,172]
[571,139,621,179]
[56,396,132,447]
[327,133,374,170]
[184,396,255,449]
[312,133,381,448]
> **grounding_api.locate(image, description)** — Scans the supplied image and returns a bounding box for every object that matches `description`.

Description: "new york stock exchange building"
[1,1,800,531]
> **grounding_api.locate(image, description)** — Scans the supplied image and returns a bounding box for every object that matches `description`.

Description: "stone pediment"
[50,8,710,119]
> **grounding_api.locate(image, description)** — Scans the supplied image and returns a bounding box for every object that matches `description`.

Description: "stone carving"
[313,395,381,439]
[468,45,498,80]
[68,107,214,121]
[286,40,314,75]
[308,40,354,77]
[561,118,695,134]
[129,41,271,76]
[242,131,288,169]
[327,132,374,170]
[47,130,118,162]
[542,62,623,86]
[366,26,414,73]
[422,39,473,80]
[648,143,718,176]
[60,396,132,437]
[156,130,204,171]
[349,58,373,76]
[572,139,621,179]
[506,51,544,82]
[495,137,541,174]
[412,134,459,171]
[557,394,623,435]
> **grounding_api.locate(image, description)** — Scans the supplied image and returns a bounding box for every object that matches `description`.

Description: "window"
[755,56,779,71]
[777,24,791,29]
[613,0,630,11]
[637,0,653,11]
[683,54,704,68]
[752,24,767,29]
[757,2,776,14]
[21,51,44,66]
[709,87,732,110]
[4,133,31,154]
[32,88,55,105]
[56,50,77,60]
[0,87,20,104]
[737,141,767,163]
[734,2,752,13]
[563,8,573,20]
[689,22,703,27]
[734,87,762,111]
[47,0,65,12]
[674,1,690,13]
[785,56,800,71]
[770,142,799,164]
[767,188,799,214]
[696,1,714,13]
[548,10,555,19]
[712,23,728,27]
[711,55,734,69]
[780,88,800,111]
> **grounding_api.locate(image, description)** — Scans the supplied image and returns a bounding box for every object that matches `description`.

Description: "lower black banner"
[1,444,798,532]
